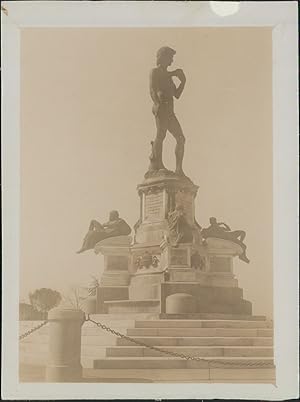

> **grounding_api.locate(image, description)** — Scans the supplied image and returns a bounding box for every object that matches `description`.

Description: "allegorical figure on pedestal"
[167,204,194,246]
[148,46,186,176]
[202,217,250,263]
[77,210,131,254]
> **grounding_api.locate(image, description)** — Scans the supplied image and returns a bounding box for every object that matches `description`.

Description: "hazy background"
[20,28,273,317]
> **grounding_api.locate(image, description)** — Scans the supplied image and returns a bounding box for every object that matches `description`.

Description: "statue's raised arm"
[171,68,186,99]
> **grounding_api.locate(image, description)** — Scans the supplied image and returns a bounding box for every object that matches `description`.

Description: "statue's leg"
[153,115,168,169]
[168,115,185,175]
[232,230,246,242]
[239,248,250,263]
[77,230,105,253]
[77,221,105,253]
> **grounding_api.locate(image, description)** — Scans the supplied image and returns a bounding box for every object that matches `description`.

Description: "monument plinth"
[134,172,199,245]
[92,165,251,315]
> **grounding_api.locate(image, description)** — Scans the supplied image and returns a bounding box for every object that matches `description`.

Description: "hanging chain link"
[19,320,48,341]
[85,315,274,369]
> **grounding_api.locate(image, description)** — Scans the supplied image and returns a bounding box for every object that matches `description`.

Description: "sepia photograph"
[2,1,298,400]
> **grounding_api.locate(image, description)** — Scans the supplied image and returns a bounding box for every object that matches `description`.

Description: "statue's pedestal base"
[95,235,251,316]
[92,173,251,316]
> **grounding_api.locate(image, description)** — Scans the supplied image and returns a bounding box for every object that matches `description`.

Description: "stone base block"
[104,300,160,314]
[129,272,164,300]
[195,272,238,288]
[100,272,131,286]
[169,269,196,282]
[161,283,251,315]
[166,293,197,314]
[96,286,129,313]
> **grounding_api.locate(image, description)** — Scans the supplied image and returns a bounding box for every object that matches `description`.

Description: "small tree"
[29,288,62,314]
[62,287,84,310]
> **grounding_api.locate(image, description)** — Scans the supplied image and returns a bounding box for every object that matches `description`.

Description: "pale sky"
[20,27,273,317]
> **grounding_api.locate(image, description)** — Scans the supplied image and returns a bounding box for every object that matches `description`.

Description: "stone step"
[116,336,273,347]
[82,312,268,321]
[127,327,273,338]
[135,320,272,329]
[82,320,272,336]
[106,346,273,358]
[159,313,267,320]
[82,367,276,383]
[82,345,108,358]
[82,335,118,346]
[82,321,135,333]
[93,356,274,370]
[89,313,160,320]
[83,319,135,327]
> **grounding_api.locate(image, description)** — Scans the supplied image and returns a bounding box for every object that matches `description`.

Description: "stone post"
[45,308,85,382]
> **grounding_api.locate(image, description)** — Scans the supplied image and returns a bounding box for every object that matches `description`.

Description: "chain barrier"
[85,315,274,369]
[19,320,48,341]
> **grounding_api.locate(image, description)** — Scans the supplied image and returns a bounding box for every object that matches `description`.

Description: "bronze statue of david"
[149,47,186,176]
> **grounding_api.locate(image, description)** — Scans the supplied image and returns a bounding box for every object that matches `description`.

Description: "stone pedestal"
[46,309,84,382]
[94,236,132,313]
[94,235,132,272]
[134,173,199,245]
[92,172,252,317]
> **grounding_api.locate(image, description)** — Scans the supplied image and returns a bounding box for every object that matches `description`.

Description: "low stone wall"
[19,316,137,368]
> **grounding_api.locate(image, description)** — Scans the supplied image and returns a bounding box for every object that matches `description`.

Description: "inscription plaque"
[170,248,188,266]
[144,191,164,221]
[209,256,231,272]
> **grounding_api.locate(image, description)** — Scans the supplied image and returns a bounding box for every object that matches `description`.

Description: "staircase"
[89,315,275,382]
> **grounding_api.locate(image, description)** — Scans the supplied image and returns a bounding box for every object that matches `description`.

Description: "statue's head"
[109,210,119,221]
[156,46,176,67]
[209,217,217,224]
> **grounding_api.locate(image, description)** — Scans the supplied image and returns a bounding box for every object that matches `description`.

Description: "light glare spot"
[210,1,240,17]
